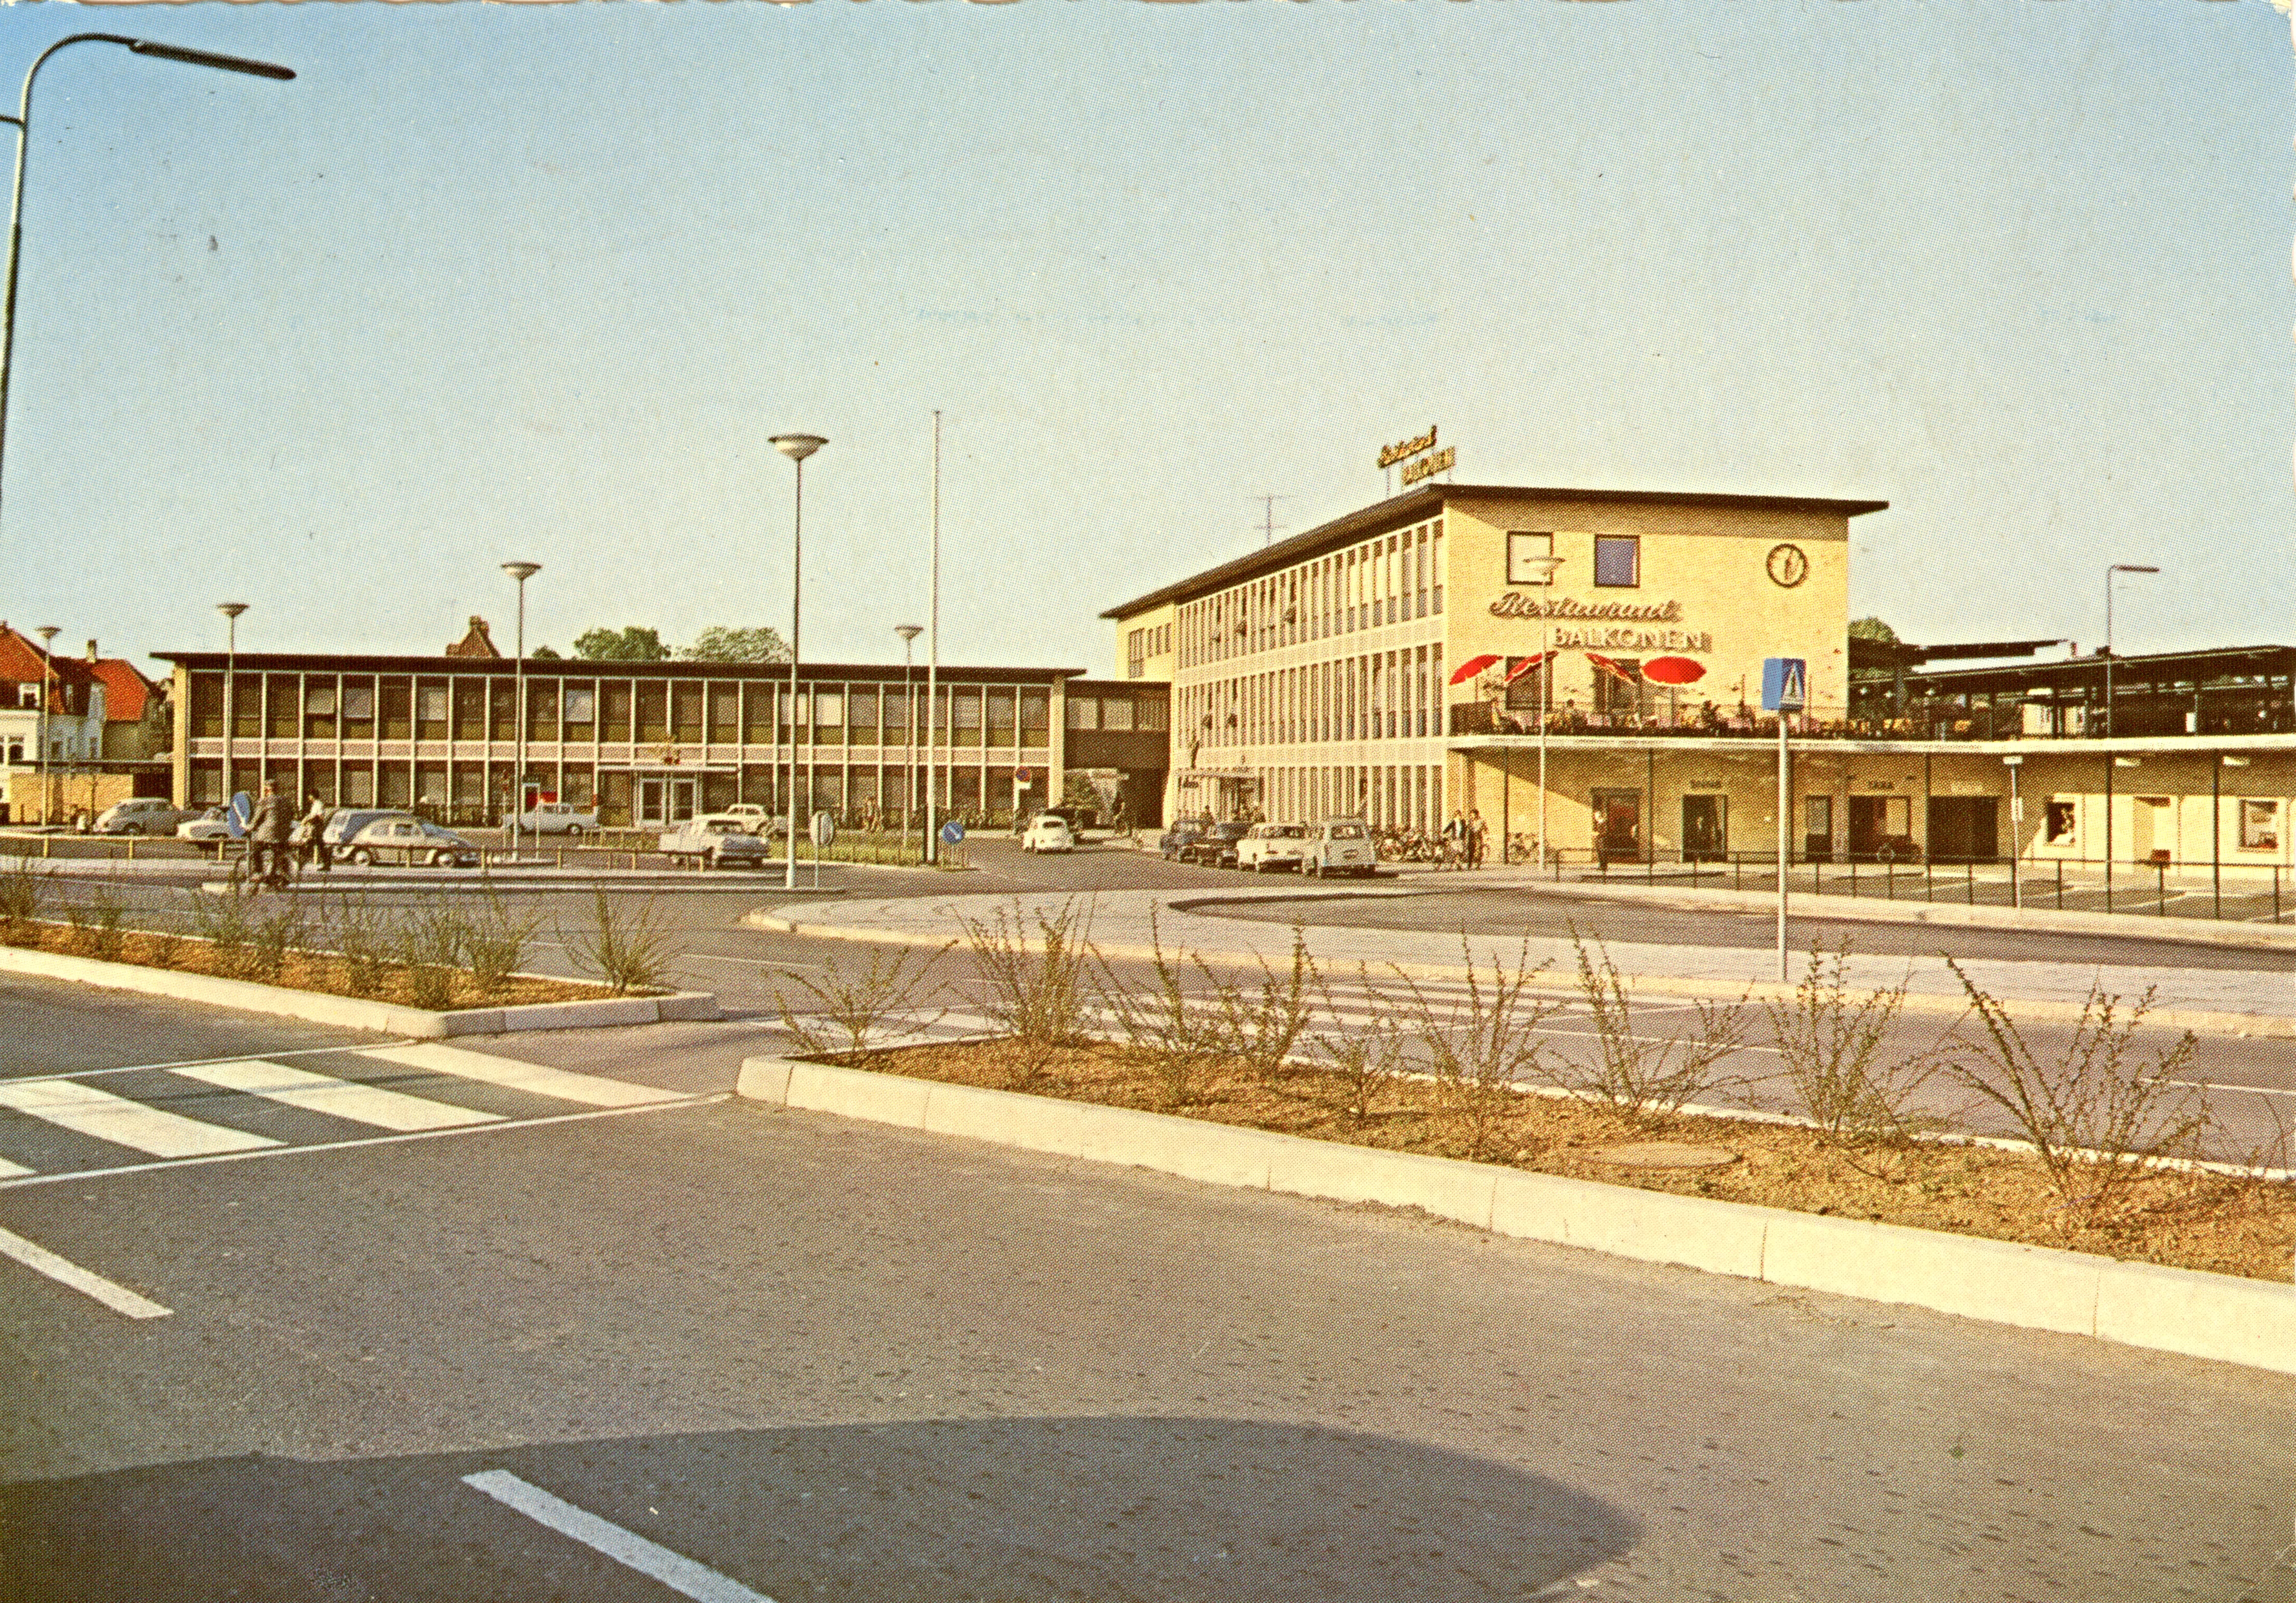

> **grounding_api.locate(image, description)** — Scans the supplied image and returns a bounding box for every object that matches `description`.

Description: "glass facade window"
[1067,696,1099,731]
[1102,697,1133,732]
[672,683,704,742]
[489,681,517,741]
[953,689,982,746]
[1595,535,1641,588]
[343,682,375,738]
[986,689,1016,747]
[268,679,300,739]
[417,683,450,741]
[1019,690,1049,744]
[602,682,633,742]
[526,680,559,741]
[848,687,880,745]
[564,684,596,733]
[453,682,486,741]
[303,684,338,740]
[636,683,669,742]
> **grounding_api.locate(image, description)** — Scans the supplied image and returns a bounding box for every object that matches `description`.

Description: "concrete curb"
[0,943,721,1037]
[741,904,2292,1042]
[735,1055,2296,1377]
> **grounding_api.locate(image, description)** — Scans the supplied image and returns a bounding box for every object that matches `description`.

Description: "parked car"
[323,809,412,850]
[1158,821,1206,860]
[718,804,789,838]
[1021,813,1077,853]
[340,815,482,868]
[93,798,190,835]
[1235,821,1309,873]
[176,806,239,852]
[513,800,599,836]
[1301,818,1377,878]
[1178,819,1252,869]
[659,814,773,869]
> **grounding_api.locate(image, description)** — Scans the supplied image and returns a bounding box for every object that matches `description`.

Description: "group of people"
[242,782,335,888]
[1442,808,1488,869]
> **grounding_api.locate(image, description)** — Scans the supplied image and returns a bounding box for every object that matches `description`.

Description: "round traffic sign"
[940,819,965,846]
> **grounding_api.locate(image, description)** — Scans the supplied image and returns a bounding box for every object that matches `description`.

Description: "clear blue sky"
[1,1,2286,676]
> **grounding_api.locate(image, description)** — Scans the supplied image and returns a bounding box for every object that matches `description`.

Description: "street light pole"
[2102,563,2160,738]
[896,623,922,846]
[502,561,540,858]
[926,411,942,867]
[216,601,246,810]
[33,623,55,824]
[1,35,293,531]
[1519,554,1564,870]
[769,433,826,890]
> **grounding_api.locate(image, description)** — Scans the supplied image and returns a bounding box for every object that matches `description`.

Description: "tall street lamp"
[895,623,922,842]
[2102,564,2159,738]
[1518,554,1564,869]
[769,433,826,889]
[33,623,55,824]
[1,35,294,530]
[216,601,247,809]
[502,561,540,857]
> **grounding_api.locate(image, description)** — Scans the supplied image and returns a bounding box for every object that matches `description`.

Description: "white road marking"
[461,1470,778,1603]
[0,1095,727,1190]
[0,1078,281,1158]
[168,1059,506,1132]
[0,1156,34,1179]
[0,1225,170,1318]
[356,1044,684,1108]
[2195,1079,2296,1099]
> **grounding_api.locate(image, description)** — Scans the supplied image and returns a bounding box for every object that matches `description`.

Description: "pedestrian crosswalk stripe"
[0,1077,284,1158]
[356,1043,685,1108]
[168,1059,507,1133]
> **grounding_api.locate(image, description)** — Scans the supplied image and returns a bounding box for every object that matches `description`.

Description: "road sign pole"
[1776,708,1789,983]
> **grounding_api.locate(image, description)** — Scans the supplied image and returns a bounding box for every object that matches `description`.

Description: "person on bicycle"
[247,781,294,888]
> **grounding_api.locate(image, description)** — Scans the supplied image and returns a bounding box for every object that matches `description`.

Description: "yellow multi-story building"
[1104,481,1882,844]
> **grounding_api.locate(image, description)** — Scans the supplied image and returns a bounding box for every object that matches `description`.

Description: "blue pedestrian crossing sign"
[1761,657,1807,713]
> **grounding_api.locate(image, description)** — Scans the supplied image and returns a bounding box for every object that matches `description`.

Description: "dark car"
[1158,821,1207,860]
[1178,820,1252,869]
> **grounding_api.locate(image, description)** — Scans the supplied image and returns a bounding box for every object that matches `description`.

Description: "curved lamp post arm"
[0,34,294,529]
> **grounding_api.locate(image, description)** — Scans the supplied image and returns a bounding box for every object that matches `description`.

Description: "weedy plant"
[86,884,127,963]
[1201,926,1321,1084]
[1554,930,1749,1120]
[249,901,308,982]
[190,881,259,978]
[0,853,47,944]
[1388,935,1554,1161]
[462,882,544,998]
[329,896,394,997]
[561,888,677,997]
[1943,959,2208,1234]
[1766,943,1938,1161]
[775,942,952,1067]
[395,905,465,1011]
[1311,966,1406,1128]
[1095,906,1229,1109]
[963,899,1096,1089]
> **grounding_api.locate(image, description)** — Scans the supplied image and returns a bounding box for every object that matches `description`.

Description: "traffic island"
[738,1045,2296,1377]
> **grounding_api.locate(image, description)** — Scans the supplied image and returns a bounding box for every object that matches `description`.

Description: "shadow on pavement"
[4,1414,1636,1601]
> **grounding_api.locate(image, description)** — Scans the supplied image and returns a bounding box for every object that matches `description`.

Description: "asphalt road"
[2,988,2291,1601]
[17,834,2293,1164]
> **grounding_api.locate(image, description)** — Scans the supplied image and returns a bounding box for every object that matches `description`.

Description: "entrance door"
[636,777,700,826]
[1682,794,1726,862]
[669,777,697,823]
[1803,794,1834,864]
[1849,794,1915,860]
[1592,788,1641,865]
[1925,796,1999,864]
[639,777,664,825]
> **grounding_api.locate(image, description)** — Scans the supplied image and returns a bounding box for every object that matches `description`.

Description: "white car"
[1235,821,1309,873]
[514,800,599,835]
[94,797,190,835]
[718,804,788,838]
[176,806,239,852]
[1021,813,1076,853]
[659,814,773,869]
[341,816,482,868]
[1301,818,1376,878]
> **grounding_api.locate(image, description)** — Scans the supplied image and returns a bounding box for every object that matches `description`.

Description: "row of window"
[1505,531,1642,588]
[188,674,1052,750]
[2040,796,2281,851]
[194,756,1050,827]
[1124,622,1173,678]
[1181,644,1448,752]
[1176,518,1444,669]
[1065,693,1168,733]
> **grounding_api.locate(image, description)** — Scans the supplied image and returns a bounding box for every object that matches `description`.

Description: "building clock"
[1765,543,1810,588]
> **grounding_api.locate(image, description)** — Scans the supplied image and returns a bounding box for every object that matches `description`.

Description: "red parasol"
[1641,656,1707,686]
[1503,651,1558,684]
[1447,653,1501,686]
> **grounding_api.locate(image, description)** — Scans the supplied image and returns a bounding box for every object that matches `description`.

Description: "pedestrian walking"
[247,780,293,888]
[1467,809,1488,869]
[1442,810,1468,870]
[299,794,333,874]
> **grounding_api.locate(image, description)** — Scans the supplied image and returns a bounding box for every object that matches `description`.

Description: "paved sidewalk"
[752,884,2295,1038]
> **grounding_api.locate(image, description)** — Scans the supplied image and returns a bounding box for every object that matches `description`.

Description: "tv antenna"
[1254,493,1294,546]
